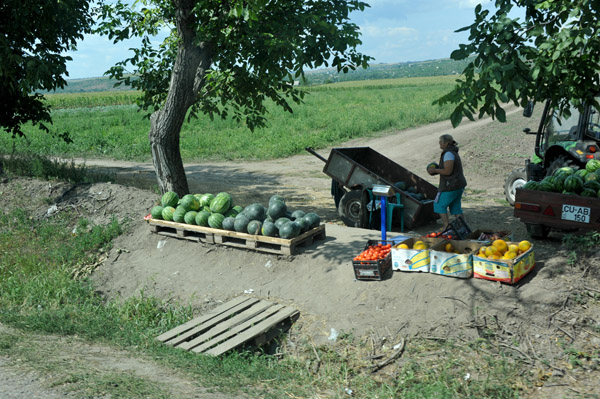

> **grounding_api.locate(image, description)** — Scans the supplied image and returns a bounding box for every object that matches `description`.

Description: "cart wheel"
[338,190,363,227]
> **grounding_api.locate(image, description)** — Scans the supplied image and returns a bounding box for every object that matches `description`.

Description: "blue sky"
[65,0,493,79]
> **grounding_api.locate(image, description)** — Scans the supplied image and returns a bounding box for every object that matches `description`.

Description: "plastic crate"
[352,240,393,281]
[441,216,472,240]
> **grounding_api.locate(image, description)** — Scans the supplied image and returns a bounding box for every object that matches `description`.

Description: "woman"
[427,134,467,232]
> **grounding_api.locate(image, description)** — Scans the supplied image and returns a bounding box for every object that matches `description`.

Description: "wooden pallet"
[156,296,299,356]
[148,219,326,255]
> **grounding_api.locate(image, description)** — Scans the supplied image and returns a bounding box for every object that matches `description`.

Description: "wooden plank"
[178,300,275,351]
[149,219,326,255]
[163,298,261,346]
[155,296,252,343]
[205,307,299,356]
[191,304,286,354]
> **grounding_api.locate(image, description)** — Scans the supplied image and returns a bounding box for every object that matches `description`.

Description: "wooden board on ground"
[148,219,326,255]
[156,296,299,356]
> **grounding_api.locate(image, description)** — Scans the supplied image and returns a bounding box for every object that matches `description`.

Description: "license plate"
[561,204,590,223]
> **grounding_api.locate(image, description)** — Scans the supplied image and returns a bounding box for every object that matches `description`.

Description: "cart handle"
[305,147,328,163]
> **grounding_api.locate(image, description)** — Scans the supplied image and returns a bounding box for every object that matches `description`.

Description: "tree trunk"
[149,0,212,196]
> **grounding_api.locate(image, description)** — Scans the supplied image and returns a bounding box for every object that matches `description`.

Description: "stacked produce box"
[386,233,534,284]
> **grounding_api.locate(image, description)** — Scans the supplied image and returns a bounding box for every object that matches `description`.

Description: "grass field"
[3,76,458,162]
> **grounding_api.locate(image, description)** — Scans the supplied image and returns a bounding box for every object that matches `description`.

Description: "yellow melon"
[518,240,532,253]
[492,239,508,254]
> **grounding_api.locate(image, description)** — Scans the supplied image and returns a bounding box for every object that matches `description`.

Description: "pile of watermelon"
[521,159,600,197]
[149,192,320,240]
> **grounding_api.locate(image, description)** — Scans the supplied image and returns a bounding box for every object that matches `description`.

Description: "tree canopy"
[96,0,372,194]
[0,0,93,140]
[436,0,600,127]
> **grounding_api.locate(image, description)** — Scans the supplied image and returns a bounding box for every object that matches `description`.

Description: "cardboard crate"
[467,230,513,243]
[429,240,485,279]
[391,237,445,272]
[352,240,393,281]
[473,244,535,284]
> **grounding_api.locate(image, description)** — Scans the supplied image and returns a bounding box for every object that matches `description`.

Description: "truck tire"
[525,223,550,239]
[504,168,527,206]
[338,190,363,227]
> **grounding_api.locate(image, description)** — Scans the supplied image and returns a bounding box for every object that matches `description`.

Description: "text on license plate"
[561,204,590,223]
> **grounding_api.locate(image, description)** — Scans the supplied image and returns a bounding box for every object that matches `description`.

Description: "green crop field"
[3,75,458,162]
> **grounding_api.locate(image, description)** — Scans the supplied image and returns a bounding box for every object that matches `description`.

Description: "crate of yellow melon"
[472,239,535,284]
[429,240,486,279]
[391,237,445,272]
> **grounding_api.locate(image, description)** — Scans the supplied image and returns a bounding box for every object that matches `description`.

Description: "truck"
[505,97,600,238]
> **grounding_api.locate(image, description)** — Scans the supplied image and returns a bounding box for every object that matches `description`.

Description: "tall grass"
[2,76,457,162]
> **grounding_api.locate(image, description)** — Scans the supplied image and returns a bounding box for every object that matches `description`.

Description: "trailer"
[513,188,600,238]
[306,146,438,230]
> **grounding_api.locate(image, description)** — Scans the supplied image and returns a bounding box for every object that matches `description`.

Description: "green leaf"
[496,106,506,122]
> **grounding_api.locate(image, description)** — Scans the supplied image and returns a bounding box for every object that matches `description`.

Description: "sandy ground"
[1,107,599,397]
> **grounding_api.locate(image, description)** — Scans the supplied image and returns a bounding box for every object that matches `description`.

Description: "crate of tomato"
[352,240,393,281]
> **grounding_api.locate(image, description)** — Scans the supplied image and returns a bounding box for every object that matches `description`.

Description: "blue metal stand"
[380,196,387,241]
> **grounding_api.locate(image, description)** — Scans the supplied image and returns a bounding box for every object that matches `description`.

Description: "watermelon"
[553,167,575,177]
[234,216,250,233]
[564,175,584,193]
[580,188,597,197]
[184,211,198,225]
[538,177,556,192]
[522,181,540,190]
[162,206,176,221]
[274,217,291,230]
[161,191,179,208]
[247,220,263,235]
[225,208,240,218]
[180,194,201,211]
[585,159,600,173]
[268,200,287,219]
[208,213,225,229]
[552,174,567,192]
[269,194,286,205]
[222,217,236,231]
[575,169,589,180]
[584,180,600,192]
[279,221,301,239]
[232,205,243,213]
[151,206,164,219]
[291,210,306,220]
[586,172,599,183]
[295,218,309,233]
[562,190,576,195]
[303,213,321,229]
[426,162,438,170]
[261,220,278,237]
[210,192,232,214]
[244,203,266,221]
[173,206,187,223]
[199,193,215,208]
[195,210,211,226]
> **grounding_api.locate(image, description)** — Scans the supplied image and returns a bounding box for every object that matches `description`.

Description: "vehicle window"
[586,106,600,140]
[546,107,580,144]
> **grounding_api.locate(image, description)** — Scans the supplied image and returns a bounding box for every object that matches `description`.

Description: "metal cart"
[306,146,439,230]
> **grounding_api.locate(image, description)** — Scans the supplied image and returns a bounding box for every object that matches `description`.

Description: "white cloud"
[361,25,417,39]
[453,0,491,8]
